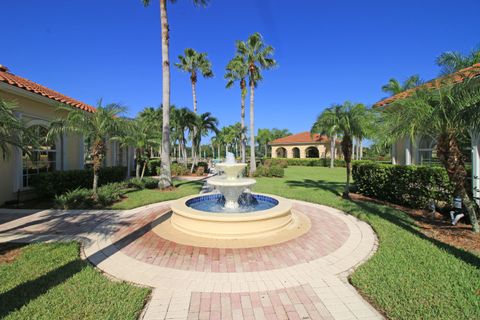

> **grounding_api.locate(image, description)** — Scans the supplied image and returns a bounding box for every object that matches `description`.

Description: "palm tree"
[436,47,480,75]
[175,48,213,114]
[190,112,218,172]
[381,78,480,232]
[256,128,272,158]
[312,102,365,197]
[311,104,342,168]
[141,0,209,189]
[48,102,125,196]
[236,32,277,176]
[0,99,34,160]
[225,55,249,162]
[138,106,162,156]
[171,107,195,165]
[382,75,423,96]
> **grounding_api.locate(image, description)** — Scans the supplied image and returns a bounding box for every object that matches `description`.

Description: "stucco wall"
[271,144,340,159]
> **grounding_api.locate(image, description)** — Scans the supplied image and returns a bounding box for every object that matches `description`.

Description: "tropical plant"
[170,106,195,164]
[380,78,480,232]
[48,102,125,196]
[311,104,343,168]
[256,128,272,158]
[436,46,480,75]
[0,99,35,160]
[190,112,218,172]
[225,55,249,162]
[311,102,365,197]
[141,0,210,188]
[381,75,423,96]
[236,32,277,175]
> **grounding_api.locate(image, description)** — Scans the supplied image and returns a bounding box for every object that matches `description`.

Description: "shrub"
[31,166,127,198]
[196,161,209,172]
[142,177,158,189]
[170,163,189,176]
[146,159,161,176]
[352,161,454,209]
[54,188,94,209]
[266,158,346,167]
[253,165,284,178]
[127,177,158,190]
[195,166,205,176]
[264,158,288,168]
[96,183,126,207]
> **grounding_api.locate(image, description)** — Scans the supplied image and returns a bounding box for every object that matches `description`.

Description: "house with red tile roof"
[374,63,480,205]
[269,131,341,159]
[0,65,133,205]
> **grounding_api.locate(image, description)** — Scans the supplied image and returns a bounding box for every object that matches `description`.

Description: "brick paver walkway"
[0,199,382,320]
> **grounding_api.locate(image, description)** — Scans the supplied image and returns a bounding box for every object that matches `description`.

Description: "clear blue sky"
[3,0,479,136]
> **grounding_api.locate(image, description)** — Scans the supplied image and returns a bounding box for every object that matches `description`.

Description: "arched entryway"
[305,146,319,158]
[292,147,300,158]
[276,147,287,158]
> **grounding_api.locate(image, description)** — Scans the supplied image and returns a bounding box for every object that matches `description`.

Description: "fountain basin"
[170,193,294,239]
[207,177,256,209]
[215,163,247,179]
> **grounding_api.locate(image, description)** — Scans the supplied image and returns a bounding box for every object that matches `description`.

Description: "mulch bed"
[0,243,27,265]
[350,193,480,255]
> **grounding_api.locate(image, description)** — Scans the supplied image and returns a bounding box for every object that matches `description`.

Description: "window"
[22,125,56,188]
[116,143,124,166]
[417,136,437,165]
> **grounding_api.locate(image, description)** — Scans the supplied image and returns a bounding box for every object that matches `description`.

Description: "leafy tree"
[190,112,218,172]
[382,75,423,96]
[225,55,249,162]
[141,0,209,188]
[170,106,195,164]
[381,78,480,232]
[311,104,342,168]
[236,33,277,175]
[48,102,125,196]
[436,46,480,75]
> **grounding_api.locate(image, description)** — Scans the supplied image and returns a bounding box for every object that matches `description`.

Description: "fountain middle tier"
[207,176,256,209]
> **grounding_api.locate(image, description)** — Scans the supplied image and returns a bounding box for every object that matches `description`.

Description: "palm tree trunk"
[264,143,268,158]
[249,83,256,176]
[140,160,147,179]
[341,135,352,198]
[241,91,246,163]
[359,138,363,159]
[192,81,197,114]
[217,145,220,159]
[158,0,172,189]
[437,132,479,232]
[330,133,337,168]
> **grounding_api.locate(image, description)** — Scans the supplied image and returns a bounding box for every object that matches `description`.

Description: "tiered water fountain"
[167,153,308,241]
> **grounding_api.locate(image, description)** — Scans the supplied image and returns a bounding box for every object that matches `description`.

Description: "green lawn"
[111,180,202,210]
[253,166,480,320]
[0,242,149,320]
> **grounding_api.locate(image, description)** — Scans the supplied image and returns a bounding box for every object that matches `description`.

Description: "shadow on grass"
[0,258,86,318]
[286,179,344,196]
[350,199,480,269]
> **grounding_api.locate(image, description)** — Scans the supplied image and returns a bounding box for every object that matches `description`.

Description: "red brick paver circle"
[111,203,350,273]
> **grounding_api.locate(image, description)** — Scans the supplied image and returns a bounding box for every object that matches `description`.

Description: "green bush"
[96,182,126,207]
[31,166,127,198]
[146,159,161,176]
[253,165,284,178]
[196,161,209,172]
[267,158,346,167]
[170,163,189,176]
[54,181,129,209]
[352,161,454,209]
[127,177,158,190]
[195,166,205,176]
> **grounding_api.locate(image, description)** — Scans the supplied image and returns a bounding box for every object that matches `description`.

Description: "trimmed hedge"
[30,166,127,198]
[266,158,346,167]
[352,161,454,209]
[253,165,284,178]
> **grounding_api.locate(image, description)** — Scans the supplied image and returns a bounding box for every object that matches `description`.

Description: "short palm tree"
[311,104,342,168]
[436,47,480,75]
[191,112,218,172]
[171,107,195,165]
[382,75,423,96]
[381,78,480,232]
[256,128,272,158]
[141,0,209,189]
[0,99,34,160]
[236,32,277,175]
[225,55,249,162]
[48,102,125,196]
[311,102,364,198]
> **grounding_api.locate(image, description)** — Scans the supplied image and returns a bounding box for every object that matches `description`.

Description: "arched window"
[305,146,319,158]
[276,147,287,158]
[292,147,300,158]
[417,136,436,165]
[22,125,56,188]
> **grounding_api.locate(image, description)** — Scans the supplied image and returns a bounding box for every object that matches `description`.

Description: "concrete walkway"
[0,200,382,320]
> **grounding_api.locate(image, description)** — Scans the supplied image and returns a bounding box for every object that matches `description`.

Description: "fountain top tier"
[215,152,247,180]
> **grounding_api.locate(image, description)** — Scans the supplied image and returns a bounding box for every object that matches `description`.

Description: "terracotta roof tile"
[269,132,330,145]
[0,66,96,113]
[374,63,480,107]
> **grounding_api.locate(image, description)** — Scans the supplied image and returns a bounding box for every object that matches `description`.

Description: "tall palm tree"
[381,78,480,232]
[382,75,423,96]
[0,99,34,160]
[312,102,364,198]
[311,104,342,168]
[175,48,213,114]
[236,32,277,176]
[141,0,209,188]
[436,47,480,75]
[225,55,249,162]
[48,102,125,196]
